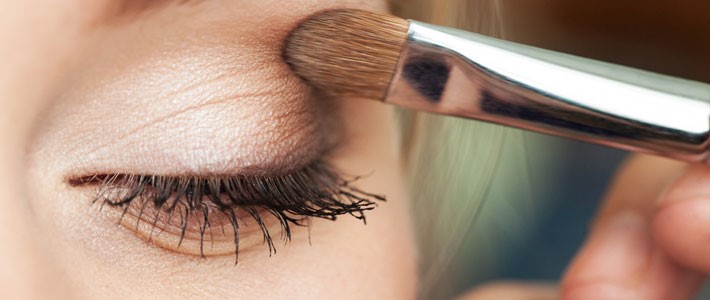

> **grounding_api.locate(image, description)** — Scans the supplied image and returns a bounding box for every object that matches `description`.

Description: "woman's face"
[0,1,416,299]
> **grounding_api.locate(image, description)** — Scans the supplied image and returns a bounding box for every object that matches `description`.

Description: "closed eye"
[68,160,384,261]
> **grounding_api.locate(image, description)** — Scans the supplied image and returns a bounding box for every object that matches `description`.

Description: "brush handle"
[385,21,710,163]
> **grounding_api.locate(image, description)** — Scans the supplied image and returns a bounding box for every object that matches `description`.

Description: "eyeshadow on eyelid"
[36,18,343,177]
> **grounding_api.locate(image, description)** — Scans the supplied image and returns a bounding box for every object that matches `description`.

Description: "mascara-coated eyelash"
[69,161,384,261]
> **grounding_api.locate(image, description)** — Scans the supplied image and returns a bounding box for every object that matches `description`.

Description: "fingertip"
[653,164,710,273]
[653,198,710,273]
[562,209,702,300]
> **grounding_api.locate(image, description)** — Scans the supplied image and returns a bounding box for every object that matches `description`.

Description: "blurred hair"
[389,0,516,298]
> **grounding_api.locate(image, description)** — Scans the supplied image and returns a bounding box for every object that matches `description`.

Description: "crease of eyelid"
[266,119,318,146]
[95,0,206,27]
[91,103,318,168]
[206,109,324,174]
[66,60,298,151]
[70,88,306,158]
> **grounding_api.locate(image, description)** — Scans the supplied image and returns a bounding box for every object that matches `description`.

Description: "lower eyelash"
[68,162,385,262]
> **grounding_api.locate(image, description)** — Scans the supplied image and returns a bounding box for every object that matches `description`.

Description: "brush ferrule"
[385,21,710,163]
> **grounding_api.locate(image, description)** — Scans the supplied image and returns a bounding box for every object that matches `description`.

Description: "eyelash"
[68,161,384,261]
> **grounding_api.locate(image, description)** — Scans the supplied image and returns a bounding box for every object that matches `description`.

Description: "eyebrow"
[99,0,202,25]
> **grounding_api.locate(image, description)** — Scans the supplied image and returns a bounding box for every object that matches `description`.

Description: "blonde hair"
[390,1,535,298]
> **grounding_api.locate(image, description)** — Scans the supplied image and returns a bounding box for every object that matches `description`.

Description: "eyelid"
[44,31,339,178]
[69,160,384,260]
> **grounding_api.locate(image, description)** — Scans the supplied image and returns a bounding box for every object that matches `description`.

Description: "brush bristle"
[284,9,409,99]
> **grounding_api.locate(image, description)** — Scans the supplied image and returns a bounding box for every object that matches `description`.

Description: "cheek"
[25,108,417,300]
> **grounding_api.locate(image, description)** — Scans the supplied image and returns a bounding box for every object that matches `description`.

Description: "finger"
[456,281,557,300]
[653,164,710,273]
[561,155,703,300]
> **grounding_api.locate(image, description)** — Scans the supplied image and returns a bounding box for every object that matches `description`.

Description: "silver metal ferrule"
[385,21,710,163]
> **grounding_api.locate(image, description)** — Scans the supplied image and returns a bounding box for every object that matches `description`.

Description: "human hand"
[457,154,709,300]
[561,154,710,299]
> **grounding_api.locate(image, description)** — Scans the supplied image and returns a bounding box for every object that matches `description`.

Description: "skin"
[0,1,708,300]
[560,155,708,300]
[1,1,415,299]
[461,155,710,300]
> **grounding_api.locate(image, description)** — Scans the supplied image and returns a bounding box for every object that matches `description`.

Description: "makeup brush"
[284,9,710,163]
